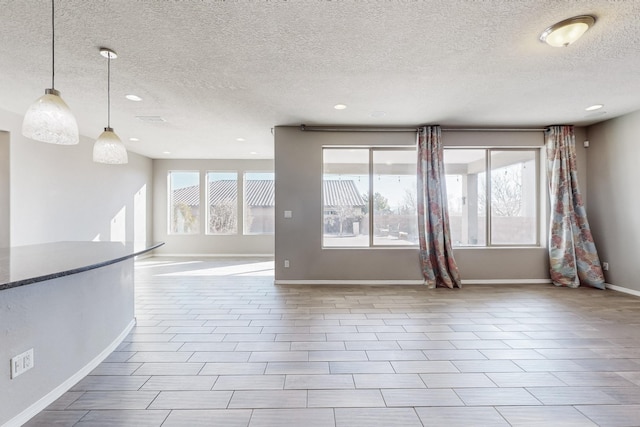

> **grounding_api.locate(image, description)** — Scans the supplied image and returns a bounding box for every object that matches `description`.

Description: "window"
[323,149,369,247]
[322,147,417,248]
[372,150,418,245]
[444,150,486,246]
[444,148,539,246]
[207,172,238,234]
[244,172,275,234]
[169,171,200,234]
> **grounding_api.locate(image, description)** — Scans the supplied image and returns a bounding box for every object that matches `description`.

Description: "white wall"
[0,131,9,247]
[1,108,153,247]
[587,110,640,293]
[1,107,152,425]
[153,158,274,256]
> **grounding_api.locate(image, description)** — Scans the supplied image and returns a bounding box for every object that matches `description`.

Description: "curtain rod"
[299,125,545,133]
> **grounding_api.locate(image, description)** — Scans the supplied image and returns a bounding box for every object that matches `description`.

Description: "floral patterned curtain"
[417,126,461,288]
[546,125,605,289]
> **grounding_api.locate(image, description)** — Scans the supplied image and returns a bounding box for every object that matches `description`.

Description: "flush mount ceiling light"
[585,104,604,111]
[334,104,347,110]
[22,0,79,145]
[125,94,142,101]
[236,137,246,142]
[93,47,128,164]
[540,15,595,47]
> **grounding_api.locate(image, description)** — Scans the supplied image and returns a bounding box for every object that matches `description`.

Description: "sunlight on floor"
[136,258,275,277]
[135,260,204,269]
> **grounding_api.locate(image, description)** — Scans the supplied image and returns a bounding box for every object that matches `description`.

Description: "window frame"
[167,170,201,235]
[205,170,239,236]
[445,147,541,248]
[322,146,418,249]
[243,171,275,236]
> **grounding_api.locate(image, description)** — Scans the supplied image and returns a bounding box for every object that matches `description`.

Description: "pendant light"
[22,0,79,145]
[93,47,128,164]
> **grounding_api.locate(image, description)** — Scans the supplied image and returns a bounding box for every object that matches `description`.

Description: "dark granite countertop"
[0,241,164,291]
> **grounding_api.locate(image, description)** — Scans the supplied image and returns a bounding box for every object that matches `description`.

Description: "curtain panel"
[546,125,605,289]
[417,126,462,288]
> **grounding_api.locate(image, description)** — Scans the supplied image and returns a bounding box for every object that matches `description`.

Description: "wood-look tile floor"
[26,258,640,426]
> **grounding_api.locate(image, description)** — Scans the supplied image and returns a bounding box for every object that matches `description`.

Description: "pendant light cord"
[107,54,111,128]
[51,0,55,89]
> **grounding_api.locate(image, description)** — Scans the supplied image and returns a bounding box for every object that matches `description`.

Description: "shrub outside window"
[169,171,200,234]
[244,172,275,235]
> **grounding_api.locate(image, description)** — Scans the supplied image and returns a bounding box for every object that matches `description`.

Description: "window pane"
[372,150,418,246]
[323,149,369,247]
[207,172,237,234]
[169,171,200,234]
[490,151,537,244]
[444,150,486,246]
[244,172,275,234]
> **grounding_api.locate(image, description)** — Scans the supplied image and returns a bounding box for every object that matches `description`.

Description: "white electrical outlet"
[602,262,609,271]
[10,348,34,379]
[23,349,34,371]
[284,260,290,268]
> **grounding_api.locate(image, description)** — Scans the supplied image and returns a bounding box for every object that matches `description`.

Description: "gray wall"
[0,261,134,426]
[0,132,8,247]
[1,108,153,247]
[153,158,275,255]
[275,127,422,282]
[274,126,589,283]
[586,110,640,293]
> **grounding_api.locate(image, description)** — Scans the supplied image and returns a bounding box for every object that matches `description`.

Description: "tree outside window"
[169,171,200,234]
[207,172,238,234]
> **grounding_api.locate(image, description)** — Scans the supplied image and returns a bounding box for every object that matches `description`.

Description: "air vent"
[136,116,166,123]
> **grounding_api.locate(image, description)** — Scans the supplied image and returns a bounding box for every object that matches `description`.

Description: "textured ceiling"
[1,0,639,159]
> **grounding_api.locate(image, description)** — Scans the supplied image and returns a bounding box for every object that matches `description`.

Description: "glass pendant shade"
[93,127,128,164]
[22,88,79,145]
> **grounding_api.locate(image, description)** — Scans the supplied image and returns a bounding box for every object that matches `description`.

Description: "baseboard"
[605,283,640,297]
[5,319,136,427]
[461,279,553,285]
[274,279,552,286]
[153,253,274,258]
[274,280,426,286]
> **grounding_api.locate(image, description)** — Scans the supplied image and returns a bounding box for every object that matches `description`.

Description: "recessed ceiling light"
[371,111,387,118]
[585,104,603,111]
[129,137,140,142]
[125,94,142,102]
[250,151,258,155]
[136,115,165,122]
[334,104,347,110]
[236,137,246,142]
[162,151,171,154]
[540,15,595,47]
